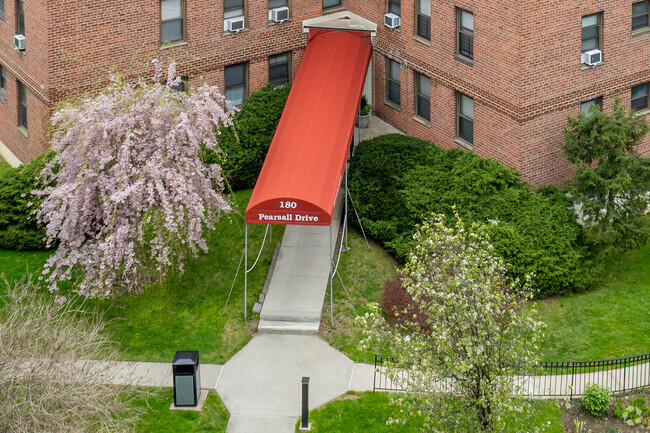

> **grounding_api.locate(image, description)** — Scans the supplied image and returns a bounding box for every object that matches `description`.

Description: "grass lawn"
[298,391,564,433]
[320,228,399,363]
[537,240,650,361]
[0,189,281,364]
[136,389,228,433]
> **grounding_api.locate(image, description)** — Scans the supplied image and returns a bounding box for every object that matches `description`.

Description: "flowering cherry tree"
[36,61,235,299]
[358,213,545,432]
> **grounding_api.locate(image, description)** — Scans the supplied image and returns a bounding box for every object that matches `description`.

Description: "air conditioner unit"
[226,17,245,33]
[14,34,25,51]
[581,49,602,66]
[384,13,401,29]
[271,7,289,23]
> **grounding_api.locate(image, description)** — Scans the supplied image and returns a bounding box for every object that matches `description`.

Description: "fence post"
[570,363,575,401]
[373,355,378,392]
[622,357,627,394]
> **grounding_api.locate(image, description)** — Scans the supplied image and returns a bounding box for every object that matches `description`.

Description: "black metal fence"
[373,353,650,399]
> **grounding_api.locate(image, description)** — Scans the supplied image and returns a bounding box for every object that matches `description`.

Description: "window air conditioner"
[581,49,602,66]
[14,34,25,51]
[384,13,401,29]
[226,17,245,33]
[271,7,289,23]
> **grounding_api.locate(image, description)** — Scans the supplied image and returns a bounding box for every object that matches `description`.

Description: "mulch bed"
[563,394,649,433]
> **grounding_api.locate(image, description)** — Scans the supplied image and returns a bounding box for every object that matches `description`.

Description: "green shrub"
[0,152,54,251]
[348,134,596,298]
[204,83,291,190]
[581,383,611,417]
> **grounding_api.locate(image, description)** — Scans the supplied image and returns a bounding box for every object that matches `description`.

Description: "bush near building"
[348,134,597,298]
[0,152,53,251]
[205,83,291,190]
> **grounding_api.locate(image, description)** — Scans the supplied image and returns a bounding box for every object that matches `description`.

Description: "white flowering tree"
[358,213,545,432]
[36,61,235,300]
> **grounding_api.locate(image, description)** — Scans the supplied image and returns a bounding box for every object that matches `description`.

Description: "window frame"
[322,0,341,10]
[457,92,474,144]
[268,0,289,21]
[160,0,186,44]
[415,72,430,122]
[632,1,649,31]
[0,65,6,100]
[16,0,24,35]
[631,83,649,112]
[456,8,474,61]
[416,0,431,40]
[17,80,27,129]
[224,62,249,106]
[580,97,602,117]
[581,12,602,53]
[386,58,401,107]
[268,52,291,85]
[387,0,400,16]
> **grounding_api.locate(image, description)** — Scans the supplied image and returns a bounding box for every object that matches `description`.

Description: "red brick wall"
[0,0,51,161]
[0,0,648,186]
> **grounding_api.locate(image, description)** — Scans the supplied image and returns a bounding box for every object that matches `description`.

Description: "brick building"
[0,0,649,185]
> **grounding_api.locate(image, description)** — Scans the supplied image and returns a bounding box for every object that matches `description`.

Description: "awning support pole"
[244,223,248,321]
[329,225,334,326]
[344,161,349,250]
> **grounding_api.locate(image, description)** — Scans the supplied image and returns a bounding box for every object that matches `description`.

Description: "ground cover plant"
[298,392,564,433]
[135,389,228,433]
[204,82,291,190]
[0,189,280,364]
[348,134,595,298]
[537,233,650,361]
[319,228,399,363]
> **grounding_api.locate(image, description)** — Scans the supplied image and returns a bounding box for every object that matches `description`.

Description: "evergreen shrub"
[0,152,54,251]
[204,83,291,190]
[348,134,596,298]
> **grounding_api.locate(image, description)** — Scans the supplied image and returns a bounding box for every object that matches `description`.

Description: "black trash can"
[172,350,201,407]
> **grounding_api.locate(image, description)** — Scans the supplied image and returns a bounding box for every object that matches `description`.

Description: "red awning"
[245,30,372,226]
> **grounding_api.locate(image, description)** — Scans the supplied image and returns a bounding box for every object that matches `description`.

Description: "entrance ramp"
[257,191,343,334]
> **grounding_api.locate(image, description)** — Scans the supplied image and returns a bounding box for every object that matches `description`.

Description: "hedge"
[348,134,598,298]
[204,83,291,190]
[0,152,54,251]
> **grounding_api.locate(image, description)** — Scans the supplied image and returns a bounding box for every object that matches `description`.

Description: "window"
[386,59,400,106]
[224,0,245,27]
[269,52,290,85]
[16,0,24,35]
[457,93,473,144]
[388,0,400,16]
[322,0,341,9]
[457,9,474,60]
[581,13,602,52]
[225,63,248,106]
[416,0,431,40]
[18,80,27,129]
[415,73,430,121]
[269,0,288,18]
[269,0,287,7]
[0,0,5,20]
[631,83,649,111]
[632,1,649,31]
[0,65,6,99]
[160,0,185,43]
[580,97,602,116]
[164,76,188,92]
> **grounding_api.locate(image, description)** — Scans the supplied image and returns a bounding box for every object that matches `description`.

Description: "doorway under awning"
[245,29,373,226]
